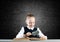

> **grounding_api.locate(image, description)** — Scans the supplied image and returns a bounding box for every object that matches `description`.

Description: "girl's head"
[25,14,35,28]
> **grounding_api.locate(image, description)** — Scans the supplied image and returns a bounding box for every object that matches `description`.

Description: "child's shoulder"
[34,27,39,28]
[21,26,27,29]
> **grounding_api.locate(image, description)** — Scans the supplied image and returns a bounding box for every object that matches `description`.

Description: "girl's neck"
[27,26,34,28]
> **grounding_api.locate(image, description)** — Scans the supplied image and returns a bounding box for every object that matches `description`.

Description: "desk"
[0,39,60,42]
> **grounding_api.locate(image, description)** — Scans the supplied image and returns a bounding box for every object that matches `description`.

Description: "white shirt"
[16,26,45,38]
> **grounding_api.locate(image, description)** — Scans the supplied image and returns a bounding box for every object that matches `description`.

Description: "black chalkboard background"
[0,0,60,39]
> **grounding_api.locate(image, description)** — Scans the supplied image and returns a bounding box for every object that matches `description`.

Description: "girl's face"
[26,17,35,28]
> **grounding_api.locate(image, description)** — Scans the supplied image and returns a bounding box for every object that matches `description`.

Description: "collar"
[27,26,34,30]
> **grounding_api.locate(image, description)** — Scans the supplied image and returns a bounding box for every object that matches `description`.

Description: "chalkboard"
[0,0,60,39]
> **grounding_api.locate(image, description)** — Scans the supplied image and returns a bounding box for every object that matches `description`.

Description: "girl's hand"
[26,32,32,36]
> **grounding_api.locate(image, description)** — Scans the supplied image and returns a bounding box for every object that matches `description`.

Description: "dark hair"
[27,13,34,17]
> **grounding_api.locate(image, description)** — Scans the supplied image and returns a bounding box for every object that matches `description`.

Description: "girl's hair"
[27,13,34,17]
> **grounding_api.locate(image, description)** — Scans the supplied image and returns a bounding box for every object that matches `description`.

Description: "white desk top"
[0,39,60,42]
